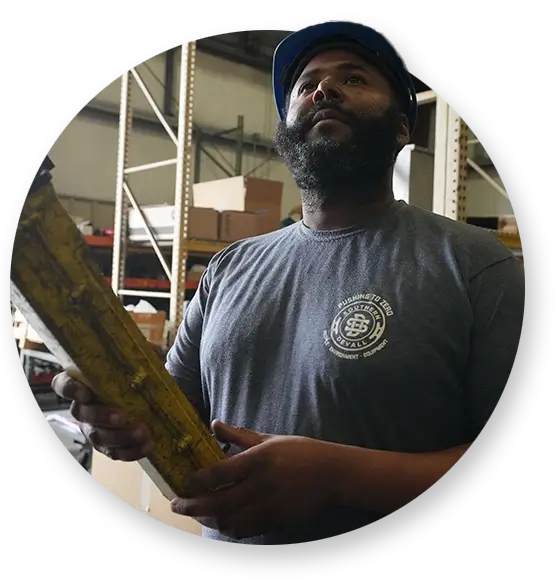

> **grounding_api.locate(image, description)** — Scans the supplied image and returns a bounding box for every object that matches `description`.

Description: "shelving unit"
[110,42,197,343]
[85,235,228,255]
[83,234,229,294]
[428,93,522,259]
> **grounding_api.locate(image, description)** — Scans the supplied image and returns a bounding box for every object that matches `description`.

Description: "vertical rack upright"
[414,90,470,221]
[111,43,197,344]
[429,96,521,252]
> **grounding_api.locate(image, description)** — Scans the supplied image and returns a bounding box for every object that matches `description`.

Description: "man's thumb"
[211,419,267,449]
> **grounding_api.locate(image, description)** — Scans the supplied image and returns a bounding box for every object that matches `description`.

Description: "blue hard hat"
[272,21,418,135]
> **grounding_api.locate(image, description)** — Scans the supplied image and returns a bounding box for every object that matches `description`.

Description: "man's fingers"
[172,481,274,540]
[70,402,128,428]
[51,371,155,464]
[172,474,262,519]
[52,372,95,404]
[80,423,152,450]
[100,443,154,462]
[211,420,267,449]
[182,451,257,496]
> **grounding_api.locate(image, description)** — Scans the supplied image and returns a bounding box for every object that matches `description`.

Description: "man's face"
[275,49,410,205]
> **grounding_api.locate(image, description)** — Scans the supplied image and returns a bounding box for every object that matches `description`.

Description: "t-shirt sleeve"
[165,269,210,400]
[464,255,525,440]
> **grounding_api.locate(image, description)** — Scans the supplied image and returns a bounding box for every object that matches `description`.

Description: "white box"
[192,176,246,211]
[128,204,175,245]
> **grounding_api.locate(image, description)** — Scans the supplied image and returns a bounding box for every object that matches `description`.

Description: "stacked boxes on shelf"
[96,175,285,337]
[128,175,284,245]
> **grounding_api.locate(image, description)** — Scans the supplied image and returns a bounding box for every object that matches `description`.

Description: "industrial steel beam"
[80,99,277,154]
[433,97,469,221]
[163,48,176,116]
[169,42,196,341]
[196,37,275,73]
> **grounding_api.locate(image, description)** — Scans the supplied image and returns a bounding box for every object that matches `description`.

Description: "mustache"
[295,101,357,133]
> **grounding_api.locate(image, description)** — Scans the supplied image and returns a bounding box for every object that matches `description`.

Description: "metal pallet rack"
[430,93,470,222]
[420,90,516,241]
[111,42,197,343]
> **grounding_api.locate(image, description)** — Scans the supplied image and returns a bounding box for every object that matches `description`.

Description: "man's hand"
[49,338,168,462]
[171,422,472,539]
[171,420,336,539]
[51,371,155,461]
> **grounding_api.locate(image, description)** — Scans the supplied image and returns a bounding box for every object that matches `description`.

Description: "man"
[53,21,525,545]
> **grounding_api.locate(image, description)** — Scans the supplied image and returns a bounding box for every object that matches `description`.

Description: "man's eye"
[345,75,365,85]
[299,82,316,94]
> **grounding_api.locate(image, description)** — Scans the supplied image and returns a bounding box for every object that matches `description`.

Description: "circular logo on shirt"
[324,293,394,360]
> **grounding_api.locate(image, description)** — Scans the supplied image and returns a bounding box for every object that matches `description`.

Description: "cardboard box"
[187,265,207,284]
[498,214,518,234]
[219,211,260,242]
[187,271,202,284]
[91,450,202,535]
[128,205,219,244]
[193,176,283,235]
[187,207,219,240]
[129,311,167,346]
[244,177,284,235]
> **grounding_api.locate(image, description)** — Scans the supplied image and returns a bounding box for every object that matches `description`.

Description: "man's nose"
[312,77,342,106]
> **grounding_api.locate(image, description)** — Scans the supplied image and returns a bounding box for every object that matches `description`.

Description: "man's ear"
[397,113,411,150]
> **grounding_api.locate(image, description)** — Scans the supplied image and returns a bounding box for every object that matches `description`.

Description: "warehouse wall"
[466,172,513,218]
[48,48,301,229]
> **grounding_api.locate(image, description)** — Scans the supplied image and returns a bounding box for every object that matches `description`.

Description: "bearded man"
[53,21,525,545]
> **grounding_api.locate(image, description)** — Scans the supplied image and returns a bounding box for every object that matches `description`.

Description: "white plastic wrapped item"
[125,299,158,314]
[45,412,92,470]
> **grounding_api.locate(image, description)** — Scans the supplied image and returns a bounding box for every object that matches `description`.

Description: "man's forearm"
[321,441,470,515]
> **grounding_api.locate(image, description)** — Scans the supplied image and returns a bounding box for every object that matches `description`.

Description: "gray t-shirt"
[166,200,525,544]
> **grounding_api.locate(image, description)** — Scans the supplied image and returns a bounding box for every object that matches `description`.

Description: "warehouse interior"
[12,29,522,537]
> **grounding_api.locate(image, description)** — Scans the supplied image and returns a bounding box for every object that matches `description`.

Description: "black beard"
[275,100,402,210]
